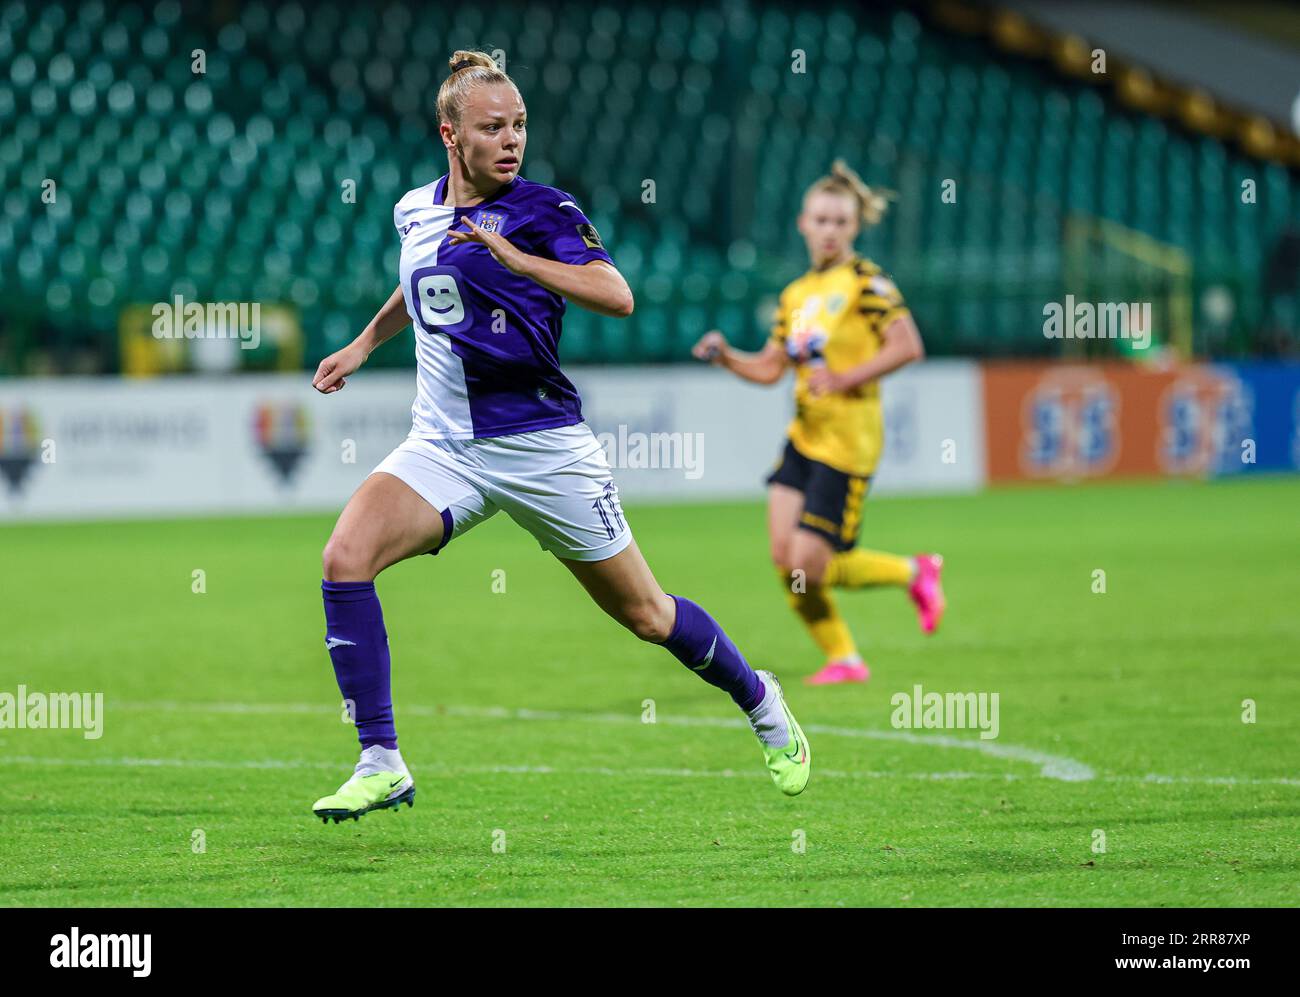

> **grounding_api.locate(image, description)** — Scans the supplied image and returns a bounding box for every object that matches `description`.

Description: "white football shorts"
[371,422,632,562]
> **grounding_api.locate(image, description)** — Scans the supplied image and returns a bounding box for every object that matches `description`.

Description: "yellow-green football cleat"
[313,746,415,823]
[751,670,811,796]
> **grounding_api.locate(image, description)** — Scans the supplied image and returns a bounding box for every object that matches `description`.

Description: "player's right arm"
[691,286,792,385]
[313,285,409,394]
[691,331,789,385]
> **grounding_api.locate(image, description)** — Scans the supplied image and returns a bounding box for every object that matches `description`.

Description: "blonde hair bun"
[437,50,516,127]
[807,159,896,226]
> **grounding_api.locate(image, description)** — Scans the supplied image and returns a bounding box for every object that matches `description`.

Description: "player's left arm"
[447,217,634,318]
[807,312,925,396]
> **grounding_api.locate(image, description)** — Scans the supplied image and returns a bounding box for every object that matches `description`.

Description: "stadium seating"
[0,0,1296,373]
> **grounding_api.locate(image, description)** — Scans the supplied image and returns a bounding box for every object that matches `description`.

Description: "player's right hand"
[692,330,728,364]
[313,343,366,394]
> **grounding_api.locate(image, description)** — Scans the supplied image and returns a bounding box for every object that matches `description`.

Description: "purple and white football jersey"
[394,174,613,439]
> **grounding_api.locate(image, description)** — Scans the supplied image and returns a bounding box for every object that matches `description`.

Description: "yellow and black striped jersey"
[768,255,910,477]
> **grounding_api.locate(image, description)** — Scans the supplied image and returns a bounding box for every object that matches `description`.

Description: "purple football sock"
[321,580,398,750]
[661,594,765,711]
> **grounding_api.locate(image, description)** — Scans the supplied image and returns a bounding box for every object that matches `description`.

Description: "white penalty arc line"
[111,698,1095,782]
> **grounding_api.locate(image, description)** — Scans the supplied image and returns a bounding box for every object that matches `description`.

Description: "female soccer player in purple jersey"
[307,51,810,822]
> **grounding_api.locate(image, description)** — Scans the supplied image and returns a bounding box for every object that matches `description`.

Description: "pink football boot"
[908,553,946,634]
[805,657,871,686]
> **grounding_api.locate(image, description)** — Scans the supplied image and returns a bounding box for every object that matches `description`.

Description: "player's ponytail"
[807,159,895,227]
[436,50,517,128]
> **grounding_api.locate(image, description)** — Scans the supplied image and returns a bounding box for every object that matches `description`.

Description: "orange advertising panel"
[982,362,1246,482]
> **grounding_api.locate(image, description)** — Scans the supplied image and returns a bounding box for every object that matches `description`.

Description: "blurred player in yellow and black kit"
[694,161,945,685]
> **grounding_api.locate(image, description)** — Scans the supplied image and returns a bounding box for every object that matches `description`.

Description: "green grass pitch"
[1,476,1296,907]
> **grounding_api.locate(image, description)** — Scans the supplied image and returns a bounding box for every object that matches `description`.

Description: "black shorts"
[765,438,870,552]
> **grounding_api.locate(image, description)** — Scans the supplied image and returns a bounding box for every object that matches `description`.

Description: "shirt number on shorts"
[592,480,625,540]
[410,266,471,334]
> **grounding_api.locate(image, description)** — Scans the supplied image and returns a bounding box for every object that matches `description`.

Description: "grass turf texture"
[0,476,1296,907]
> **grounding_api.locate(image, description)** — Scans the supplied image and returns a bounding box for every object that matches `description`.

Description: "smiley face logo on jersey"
[419,273,463,325]
[409,265,472,336]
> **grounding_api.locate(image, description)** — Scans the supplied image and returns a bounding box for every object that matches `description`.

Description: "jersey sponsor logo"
[787,302,828,364]
[409,265,472,335]
[786,326,828,364]
[576,223,604,250]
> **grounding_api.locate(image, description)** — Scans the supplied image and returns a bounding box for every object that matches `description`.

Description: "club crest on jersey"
[826,293,846,314]
[476,211,505,234]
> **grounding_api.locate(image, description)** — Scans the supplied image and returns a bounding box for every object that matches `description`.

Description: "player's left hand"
[447,216,527,274]
[807,367,853,396]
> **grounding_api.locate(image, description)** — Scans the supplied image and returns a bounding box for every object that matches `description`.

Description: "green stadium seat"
[1,0,1295,373]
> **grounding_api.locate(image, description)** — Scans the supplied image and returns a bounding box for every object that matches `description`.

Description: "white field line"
[3,699,1293,787]
[109,698,1095,782]
[0,753,1295,788]
[0,754,1007,783]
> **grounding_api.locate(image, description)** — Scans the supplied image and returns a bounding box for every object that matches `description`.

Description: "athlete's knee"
[797,562,828,587]
[788,544,829,586]
[322,533,377,582]
[621,593,676,643]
